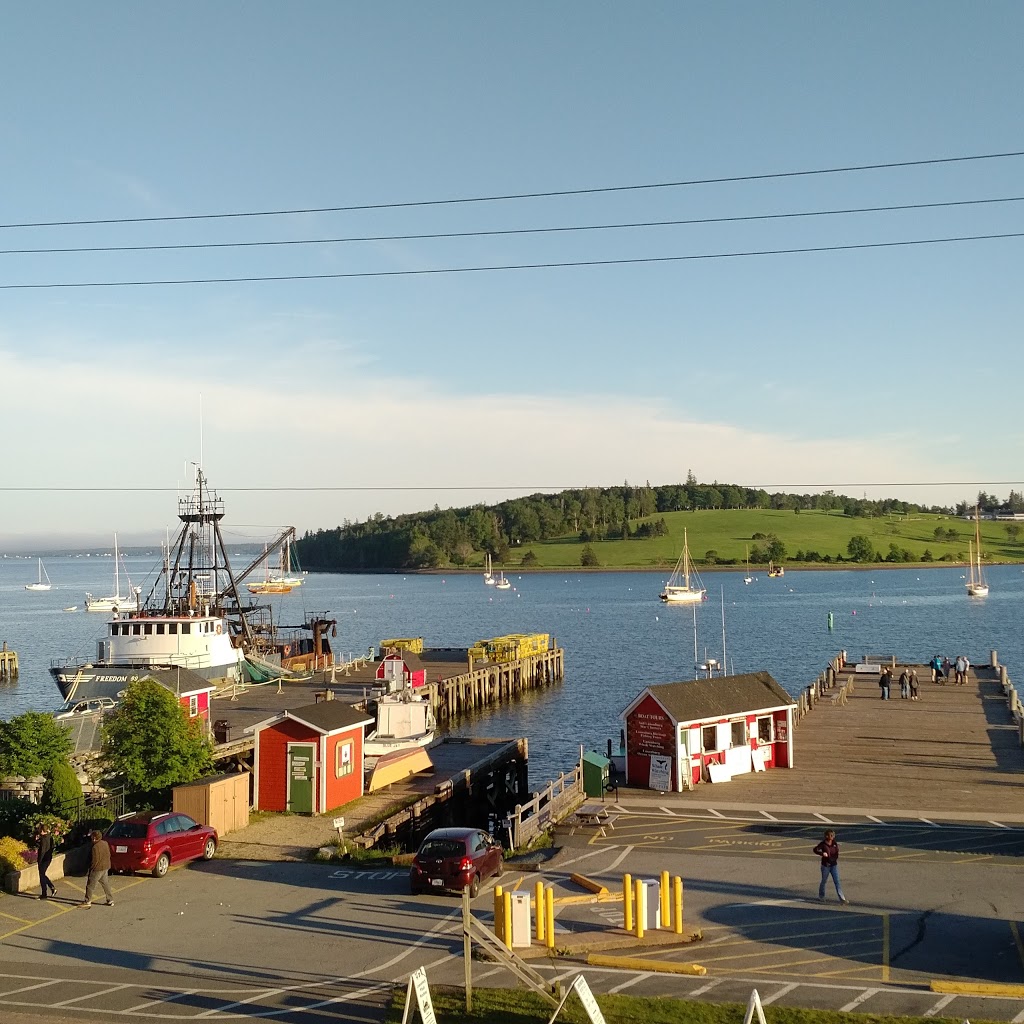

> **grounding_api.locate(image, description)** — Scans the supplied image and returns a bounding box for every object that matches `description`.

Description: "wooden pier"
[0,643,17,680]
[673,650,1024,819]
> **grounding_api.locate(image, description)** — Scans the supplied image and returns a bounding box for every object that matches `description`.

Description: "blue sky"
[1,3,1021,548]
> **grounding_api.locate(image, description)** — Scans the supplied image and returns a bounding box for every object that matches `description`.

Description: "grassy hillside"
[506,509,1020,569]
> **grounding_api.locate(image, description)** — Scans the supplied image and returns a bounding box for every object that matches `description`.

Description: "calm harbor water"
[1,555,1022,783]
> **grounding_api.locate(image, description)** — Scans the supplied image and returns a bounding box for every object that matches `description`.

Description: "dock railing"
[506,763,584,850]
[795,651,846,721]
[996,657,1024,747]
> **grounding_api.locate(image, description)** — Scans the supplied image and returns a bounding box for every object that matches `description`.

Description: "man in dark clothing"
[879,667,891,700]
[82,830,114,907]
[813,829,848,903]
[36,828,57,900]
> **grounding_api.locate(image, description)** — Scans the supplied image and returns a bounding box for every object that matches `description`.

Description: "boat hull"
[660,588,707,604]
[364,731,435,758]
[966,583,989,597]
[49,658,243,702]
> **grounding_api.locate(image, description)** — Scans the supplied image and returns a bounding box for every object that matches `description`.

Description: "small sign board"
[547,974,606,1024]
[400,966,436,1024]
[648,755,672,792]
[332,817,345,829]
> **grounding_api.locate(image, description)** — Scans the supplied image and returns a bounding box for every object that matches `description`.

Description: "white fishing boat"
[966,506,989,597]
[25,558,52,591]
[85,535,138,612]
[495,570,511,590]
[484,552,495,585]
[363,686,437,757]
[660,528,707,604]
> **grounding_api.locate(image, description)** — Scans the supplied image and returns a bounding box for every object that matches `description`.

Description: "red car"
[105,812,218,878]
[409,827,504,897]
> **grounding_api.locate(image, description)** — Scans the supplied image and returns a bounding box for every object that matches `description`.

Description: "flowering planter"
[2,846,89,895]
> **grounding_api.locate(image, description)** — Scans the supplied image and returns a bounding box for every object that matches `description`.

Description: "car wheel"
[152,852,171,878]
[468,874,480,899]
[202,838,217,860]
[495,856,505,878]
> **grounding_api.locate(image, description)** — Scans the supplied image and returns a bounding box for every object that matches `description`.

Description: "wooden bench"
[831,682,849,706]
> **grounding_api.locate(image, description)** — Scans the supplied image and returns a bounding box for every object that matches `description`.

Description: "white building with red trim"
[622,672,796,791]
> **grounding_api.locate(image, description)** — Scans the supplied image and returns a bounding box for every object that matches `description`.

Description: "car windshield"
[418,839,465,858]
[106,822,148,839]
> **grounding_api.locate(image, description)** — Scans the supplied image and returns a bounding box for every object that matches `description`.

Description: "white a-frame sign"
[547,974,606,1024]
[401,966,436,1024]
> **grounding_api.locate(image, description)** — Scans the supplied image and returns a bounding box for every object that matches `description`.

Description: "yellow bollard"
[660,870,670,929]
[535,880,545,943]
[634,877,644,939]
[502,889,513,950]
[545,886,555,949]
[623,873,633,932]
[673,876,683,935]
[494,884,503,939]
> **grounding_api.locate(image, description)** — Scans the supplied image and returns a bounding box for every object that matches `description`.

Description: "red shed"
[622,672,796,792]
[251,701,373,815]
[375,652,427,690]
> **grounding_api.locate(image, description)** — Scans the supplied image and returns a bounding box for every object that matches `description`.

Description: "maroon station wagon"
[409,826,504,897]
[105,812,218,878]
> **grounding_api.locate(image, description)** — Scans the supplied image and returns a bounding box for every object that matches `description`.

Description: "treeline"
[297,475,958,571]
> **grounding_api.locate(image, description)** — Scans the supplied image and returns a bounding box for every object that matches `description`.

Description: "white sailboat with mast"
[966,506,989,597]
[659,528,707,604]
[85,534,138,612]
[744,546,753,585]
[484,552,495,585]
[25,558,52,592]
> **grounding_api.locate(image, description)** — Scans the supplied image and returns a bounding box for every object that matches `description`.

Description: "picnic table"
[573,803,616,836]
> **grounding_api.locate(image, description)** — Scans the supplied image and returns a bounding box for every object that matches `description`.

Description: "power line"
[0,481,1020,493]
[2,149,1023,230]
[2,195,1021,256]
[1,230,1021,290]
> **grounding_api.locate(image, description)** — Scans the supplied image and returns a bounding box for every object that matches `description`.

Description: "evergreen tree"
[42,758,83,815]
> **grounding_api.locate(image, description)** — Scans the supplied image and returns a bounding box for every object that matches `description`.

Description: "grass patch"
[387,986,994,1024]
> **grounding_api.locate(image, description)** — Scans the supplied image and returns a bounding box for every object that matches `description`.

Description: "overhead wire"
[1,148,1022,229]
[1,230,1022,289]
[0,195,1021,256]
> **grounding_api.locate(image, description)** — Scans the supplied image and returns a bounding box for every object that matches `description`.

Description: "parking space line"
[608,971,651,994]
[0,908,33,923]
[123,989,196,1013]
[51,982,133,1007]
[814,813,834,824]
[991,821,1010,829]
[659,807,676,816]
[709,808,725,818]
[688,978,722,997]
[868,815,884,824]
[1012,1006,1024,1024]
[760,811,778,820]
[2,980,60,997]
[841,986,880,1011]
[605,846,634,872]
[0,904,78,942]
[924,993,957,1017]
[761,983,798,1005]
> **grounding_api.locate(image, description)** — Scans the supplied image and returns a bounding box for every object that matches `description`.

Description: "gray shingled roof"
[284,701,373,734]
[643,672,795,725]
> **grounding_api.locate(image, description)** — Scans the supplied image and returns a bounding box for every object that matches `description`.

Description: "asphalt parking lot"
[1,808,1024,1022]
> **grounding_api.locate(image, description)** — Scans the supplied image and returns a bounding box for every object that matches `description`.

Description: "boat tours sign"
[626,698,675,757]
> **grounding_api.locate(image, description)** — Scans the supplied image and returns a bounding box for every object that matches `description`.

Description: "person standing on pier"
[899,668,910,699]
[879,666,891,700]
[909,667,920,700]
[813,829,848,903]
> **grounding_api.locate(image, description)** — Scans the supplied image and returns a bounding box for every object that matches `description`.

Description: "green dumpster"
[582,750,611,799]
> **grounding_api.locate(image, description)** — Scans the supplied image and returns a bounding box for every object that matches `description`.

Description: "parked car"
[409,827,504,897]
[105,812,217,878]
[54,697,116,719]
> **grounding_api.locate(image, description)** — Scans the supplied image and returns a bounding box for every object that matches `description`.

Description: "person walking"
[813,829,848,903]
[879,666,891,700]
[35,826,57,900]
[899,668,910,699]
[909,667,920,700]
[930,655,941,684]
[82,830,114,908]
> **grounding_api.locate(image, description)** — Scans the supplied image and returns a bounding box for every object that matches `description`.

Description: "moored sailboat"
[966,506,989,597]
[659,528,707,604]
[25,558,52,592]
[85,535,138,612]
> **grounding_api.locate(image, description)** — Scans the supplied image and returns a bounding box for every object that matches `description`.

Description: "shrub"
[0,797,38,843]
[0,712,73,777]
[24,813,71,848]
[0,836,29,873]
[580,544,600,567]
[42,758,83,816]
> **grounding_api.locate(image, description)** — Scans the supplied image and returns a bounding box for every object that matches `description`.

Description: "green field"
[503,509,1020,570]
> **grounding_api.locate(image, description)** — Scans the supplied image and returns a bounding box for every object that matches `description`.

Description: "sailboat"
[744,546,753,585]
[85,535,138,612]
[248,544,293,594]
[767,560,785,578]
[484,552,495,585]
[495,569,511,590]
[659,528,707,604]
[267,535,304,588]
[966,506,989,597]
[25,558,53,592]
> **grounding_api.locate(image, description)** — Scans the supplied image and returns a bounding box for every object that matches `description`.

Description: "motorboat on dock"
[364,686,437,758]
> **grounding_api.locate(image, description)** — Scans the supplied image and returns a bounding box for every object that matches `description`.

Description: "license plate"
[430,878,444,887]
[115,845,128,853]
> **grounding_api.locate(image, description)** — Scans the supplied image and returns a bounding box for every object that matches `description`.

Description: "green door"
[287,743,315,814]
